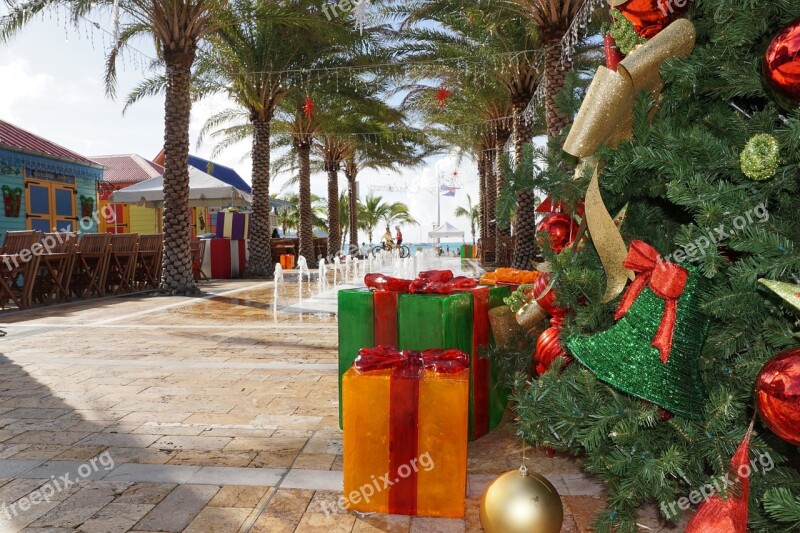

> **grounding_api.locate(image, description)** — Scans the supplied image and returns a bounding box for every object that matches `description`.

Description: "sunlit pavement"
[0,258,688,532]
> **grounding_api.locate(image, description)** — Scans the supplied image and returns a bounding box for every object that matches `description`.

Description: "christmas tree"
[503,1,800,531]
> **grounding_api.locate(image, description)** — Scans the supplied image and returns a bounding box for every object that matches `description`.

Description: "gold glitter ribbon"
[563,19,697,302]
[759,279,800,314]
[586,163,634,302]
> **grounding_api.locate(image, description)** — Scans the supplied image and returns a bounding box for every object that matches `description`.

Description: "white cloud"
[0,58,53,120]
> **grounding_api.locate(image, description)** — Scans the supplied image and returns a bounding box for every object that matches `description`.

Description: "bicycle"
[372,242,410,258]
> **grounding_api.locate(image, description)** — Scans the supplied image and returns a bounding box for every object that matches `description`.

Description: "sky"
[0,10,482,244]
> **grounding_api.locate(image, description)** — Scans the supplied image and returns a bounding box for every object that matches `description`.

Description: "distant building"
[91,154,163,234]
[0,119,103,235]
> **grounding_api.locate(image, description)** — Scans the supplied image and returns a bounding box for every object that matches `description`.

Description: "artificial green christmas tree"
[503,1,800,532]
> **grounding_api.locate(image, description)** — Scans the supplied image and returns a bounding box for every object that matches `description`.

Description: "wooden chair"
[190,240,209,282]
[70,233,112,298]
[0,230,41,309]
[134,234,163,290]
[106,234,139,294]
[480,237,496,266]
[32,232,77,304]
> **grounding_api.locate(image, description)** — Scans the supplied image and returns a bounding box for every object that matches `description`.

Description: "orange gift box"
[343,347,469,518]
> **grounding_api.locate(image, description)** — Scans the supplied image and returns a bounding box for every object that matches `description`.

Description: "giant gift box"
[200,238,248,279]
[343,347,469,517]
[338,285,510,440]
[215,211,250,240]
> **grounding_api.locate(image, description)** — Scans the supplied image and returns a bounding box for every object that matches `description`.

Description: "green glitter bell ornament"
[567,240,711,419]
[740,134,780,181]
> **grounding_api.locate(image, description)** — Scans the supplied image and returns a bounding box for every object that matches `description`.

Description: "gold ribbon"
[562,19,697,302]
[586,164,634,302]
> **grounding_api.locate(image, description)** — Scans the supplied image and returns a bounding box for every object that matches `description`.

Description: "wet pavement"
[0,258,689,532]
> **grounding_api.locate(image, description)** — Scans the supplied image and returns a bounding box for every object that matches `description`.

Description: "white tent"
[428,222,465,241]
[110,166,252,207]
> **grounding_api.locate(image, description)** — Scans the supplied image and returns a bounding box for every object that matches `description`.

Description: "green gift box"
[338,285,511,440]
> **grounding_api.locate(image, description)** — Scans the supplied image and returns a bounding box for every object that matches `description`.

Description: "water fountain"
[297,256,310,284]
[333,256,341,286]
[318,258,328,290]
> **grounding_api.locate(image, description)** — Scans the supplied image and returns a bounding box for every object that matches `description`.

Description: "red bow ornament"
[354,345,469,376]
[614,240,688,364]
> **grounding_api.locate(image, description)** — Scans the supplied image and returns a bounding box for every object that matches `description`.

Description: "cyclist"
[394,225,403,249]
[382,226,394,250]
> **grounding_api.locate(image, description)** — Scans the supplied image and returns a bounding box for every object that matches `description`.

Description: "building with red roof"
[91,154,164,234]
[0,119,104,235]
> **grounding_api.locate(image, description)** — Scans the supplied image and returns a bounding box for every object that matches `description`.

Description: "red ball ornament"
[533,273,558,316]
[536,213,578,253]
[755,347,800,446]
[612,0,689,39]
[533,326,568,376]
[658,408,674,421]
[763,16,800,111]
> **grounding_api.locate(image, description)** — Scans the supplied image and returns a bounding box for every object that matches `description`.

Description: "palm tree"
[274,193,327,237]
[358,192,418,244]
[1,0,232,294]
[339,191,350,252]
[342,124,431,254]
[502,0,588,137]
[454,194,479,246]
[395,0,543,267]
[192,0,331,278]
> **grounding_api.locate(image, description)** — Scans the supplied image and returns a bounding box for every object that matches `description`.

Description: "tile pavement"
[0,267,692,532]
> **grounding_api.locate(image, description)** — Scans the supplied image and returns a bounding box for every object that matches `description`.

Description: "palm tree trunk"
[484,148,497,266]
[495,133,511,267]
[244,118,274,278]
[326,163,340,261]
[511,99,539,270]
[160,54,197,295]
[478,152,486,241]
[297,141,317,268]
[544,39,573,138]
[347,173,358,255]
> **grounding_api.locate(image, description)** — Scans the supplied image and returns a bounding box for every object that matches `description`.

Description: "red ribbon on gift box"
[354,346,469,514]
[355,345,470,375]
[614,240,688,364]
[365,270,478,294]
[366,285,492,441]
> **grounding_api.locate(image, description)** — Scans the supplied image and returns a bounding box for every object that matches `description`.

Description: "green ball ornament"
[740,134,780,181]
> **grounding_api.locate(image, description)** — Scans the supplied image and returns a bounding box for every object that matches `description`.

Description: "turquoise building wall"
[0,148,103,242]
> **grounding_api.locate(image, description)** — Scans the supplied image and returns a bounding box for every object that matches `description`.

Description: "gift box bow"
[354,345,469,376]
[365,270,477,294]
[614,240,688,364]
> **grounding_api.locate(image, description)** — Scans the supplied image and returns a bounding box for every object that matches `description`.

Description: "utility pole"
[437,169,441,228]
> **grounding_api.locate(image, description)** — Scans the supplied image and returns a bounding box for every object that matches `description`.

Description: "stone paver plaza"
[0,263,689,532]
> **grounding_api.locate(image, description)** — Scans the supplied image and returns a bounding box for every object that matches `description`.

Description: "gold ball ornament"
[480,466,563,533]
